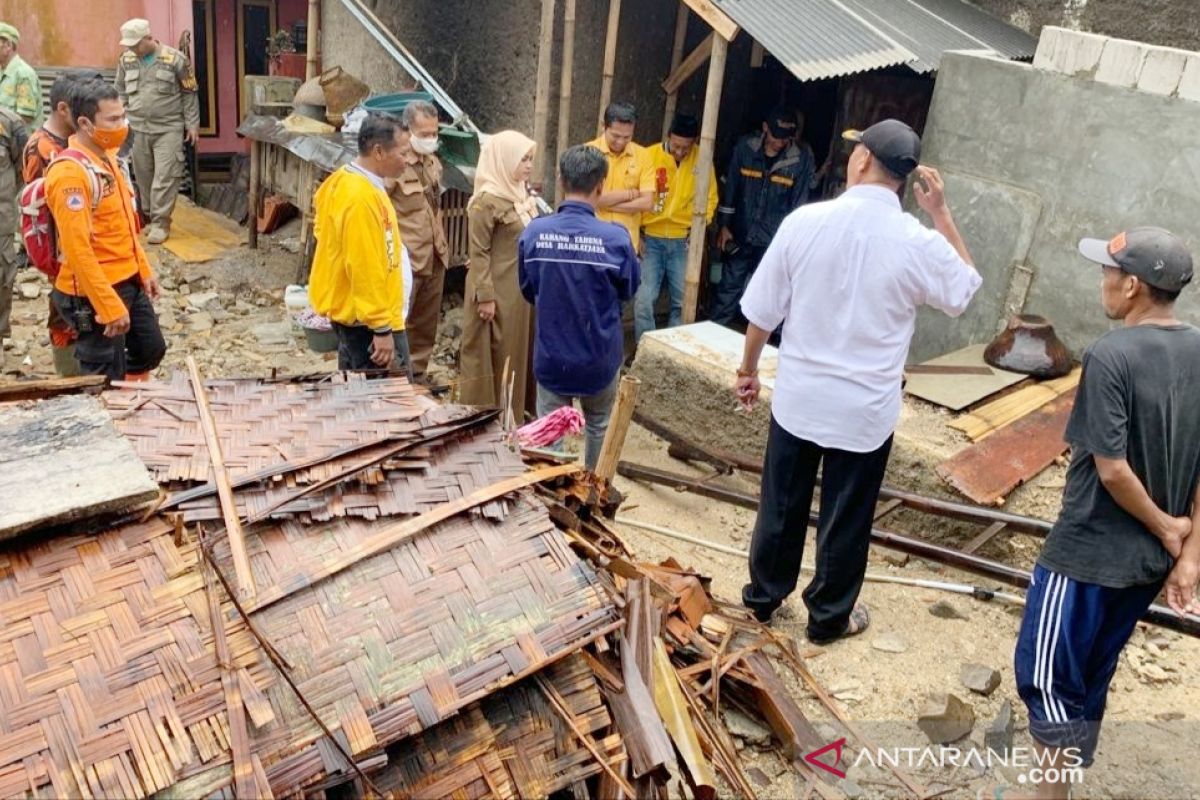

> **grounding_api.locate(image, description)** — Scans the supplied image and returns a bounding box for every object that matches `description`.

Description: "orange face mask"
[87,120,129,152]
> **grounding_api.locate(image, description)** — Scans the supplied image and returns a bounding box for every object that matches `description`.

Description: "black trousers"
[332,322,414,382]
[742,414,893,639]
[51,280,166,382]
[708,244,767,326]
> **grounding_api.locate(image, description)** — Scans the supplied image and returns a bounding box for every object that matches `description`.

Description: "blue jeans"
[535,373,621,471]
[634,235,688,341]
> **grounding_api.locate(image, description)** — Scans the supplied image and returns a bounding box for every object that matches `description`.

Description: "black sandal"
[808,604,870,644]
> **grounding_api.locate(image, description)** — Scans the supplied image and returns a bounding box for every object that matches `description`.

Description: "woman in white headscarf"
[458,130,539,418]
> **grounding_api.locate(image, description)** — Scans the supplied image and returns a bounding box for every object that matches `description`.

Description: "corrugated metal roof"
[713,0,1035,81]
[713,0,916,82]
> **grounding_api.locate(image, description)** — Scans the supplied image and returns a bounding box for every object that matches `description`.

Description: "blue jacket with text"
[518,200,640,397]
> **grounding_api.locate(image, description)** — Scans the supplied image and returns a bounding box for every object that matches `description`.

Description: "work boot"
[146,224,169,245]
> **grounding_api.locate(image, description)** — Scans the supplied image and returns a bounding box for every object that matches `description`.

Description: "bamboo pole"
[532,0,557,187]
[597,0,622,134]
[247,139,260,249]
[556,0,576,173]
[594,376,640,482]
[682,35,727,323]
[186,356,255,601]
[661,2,690,140]
[305,0,320,80]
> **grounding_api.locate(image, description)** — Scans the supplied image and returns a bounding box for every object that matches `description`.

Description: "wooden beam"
[186,356,256,601]
[0,375,105,403]
[661,2,690,140]
[246,463,581,613]
[679,0,739,42]
[556,0,577,168]
[532,0,557,186]
[247,139,260,249]
[597,0,622,134]
[594,375,640,481]
[305,0,320,80]
[683,34,728,323]
[661,31,714,95]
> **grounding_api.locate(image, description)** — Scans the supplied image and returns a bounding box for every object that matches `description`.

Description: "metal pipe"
[614,516,1026,606]
[614,462,1200,637]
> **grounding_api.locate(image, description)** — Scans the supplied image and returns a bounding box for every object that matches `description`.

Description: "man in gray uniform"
[0,105,25,367]
[115,18,199,245]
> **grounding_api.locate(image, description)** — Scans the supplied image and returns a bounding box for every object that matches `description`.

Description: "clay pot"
[984,314,1073,379]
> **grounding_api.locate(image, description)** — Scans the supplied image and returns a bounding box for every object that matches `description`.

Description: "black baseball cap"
[843,119,921,178]
[765,107,797,140]
[1078,227,1194,292]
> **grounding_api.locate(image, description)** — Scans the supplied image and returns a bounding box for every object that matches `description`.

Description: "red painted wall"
[0,0,192,68]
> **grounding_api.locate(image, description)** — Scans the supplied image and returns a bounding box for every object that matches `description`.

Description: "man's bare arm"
[1095,455,1191,558]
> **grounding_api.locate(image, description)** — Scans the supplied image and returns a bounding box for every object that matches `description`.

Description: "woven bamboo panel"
[102,374,437,486]
[371,654,624,799]
[0,489,615,797]
[175,427,528,525]
[0,518,272,799]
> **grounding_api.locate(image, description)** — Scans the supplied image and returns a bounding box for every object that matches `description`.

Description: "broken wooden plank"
[536,674,636,797]
[741,651,825,761]
[650,638,716,800]
[594,376,640,482]
[0,394,158,541]
[186,357,256,601]
[948,367,1081,441]
[0,375,106,403]
[936,389,1076,506]
[963,521,1007,554]
[903,344,1025,411]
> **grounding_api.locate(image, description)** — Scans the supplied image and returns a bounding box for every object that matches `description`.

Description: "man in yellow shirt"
[587,101,654,252]
[310,113,412,378]
[636,113,717,340]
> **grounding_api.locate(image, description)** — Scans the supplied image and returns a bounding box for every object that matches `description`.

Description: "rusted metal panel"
[936,388,1076,506]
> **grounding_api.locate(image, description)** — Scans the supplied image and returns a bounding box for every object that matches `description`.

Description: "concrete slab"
[1177,54,1200,102]
[629,322,776,459]
[1095,38,1147,88]
[1033,26,1107,77]
[903,344,1025,411]
[1137,46,1188,96]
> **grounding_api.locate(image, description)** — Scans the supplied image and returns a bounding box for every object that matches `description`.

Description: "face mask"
[87,120,129,151]
[410,135,439,155]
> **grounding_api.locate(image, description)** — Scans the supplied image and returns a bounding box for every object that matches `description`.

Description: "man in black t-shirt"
[1009,227,1200,800]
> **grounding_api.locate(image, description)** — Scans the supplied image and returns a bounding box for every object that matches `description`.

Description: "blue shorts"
[1014,564,1162,766]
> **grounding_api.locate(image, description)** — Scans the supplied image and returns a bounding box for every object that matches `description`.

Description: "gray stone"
[881,551,909,567]
[929,599,970,620]
[187,312,214,332]
[917,694,975,744]
[723,708,772,749]
[840,778,867,799]
[17,270,41,284]
[984,700,1014,757]
[178,283,191,295]
[871,632,909,654]
[159,276,177,290]
[187,292,222,312]
[960,663,1001,696]
[18,283,40,300]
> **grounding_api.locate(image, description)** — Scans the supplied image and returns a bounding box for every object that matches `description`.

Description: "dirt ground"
[3,224,1198,800]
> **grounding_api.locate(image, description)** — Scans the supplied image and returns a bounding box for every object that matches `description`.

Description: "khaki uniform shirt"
[116,44,201,134]
[0,107,27,236]
[388,154,447,274]
[0,55,42,127]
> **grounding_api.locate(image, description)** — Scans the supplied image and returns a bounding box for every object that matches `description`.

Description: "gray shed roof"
[712,0,1035,81]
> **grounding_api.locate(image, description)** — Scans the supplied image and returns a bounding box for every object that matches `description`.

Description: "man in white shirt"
[735,119,981,641]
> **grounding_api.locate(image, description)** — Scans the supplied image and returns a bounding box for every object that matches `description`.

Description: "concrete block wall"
[1033,26,1200,101]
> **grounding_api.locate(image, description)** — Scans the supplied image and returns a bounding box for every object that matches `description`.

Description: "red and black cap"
[843,119,921,178]
[1078,227,1194,292]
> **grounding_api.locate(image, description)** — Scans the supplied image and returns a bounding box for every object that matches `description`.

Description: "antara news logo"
[803,738,1085,786]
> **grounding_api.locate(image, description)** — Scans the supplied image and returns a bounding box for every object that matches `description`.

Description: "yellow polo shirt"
[641,142,719,240]
[588,135,655,250]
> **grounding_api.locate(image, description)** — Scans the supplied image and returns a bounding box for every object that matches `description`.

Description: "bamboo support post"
[305,0,320,80]
[661,2,690,140]
[186,357,256,601]
[594,375,640,482]
[597,0,622,133]
[532,0,557,188]
[556,0,576,169]
[683,35,728,323]
[248,139,260,249]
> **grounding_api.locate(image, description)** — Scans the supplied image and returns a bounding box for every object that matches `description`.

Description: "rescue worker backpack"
[18,149,104,279]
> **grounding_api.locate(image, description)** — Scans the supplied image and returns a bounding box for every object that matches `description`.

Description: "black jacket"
[717,133,815,248]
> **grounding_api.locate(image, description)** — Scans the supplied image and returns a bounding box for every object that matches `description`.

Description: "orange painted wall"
[0,0,191,69]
